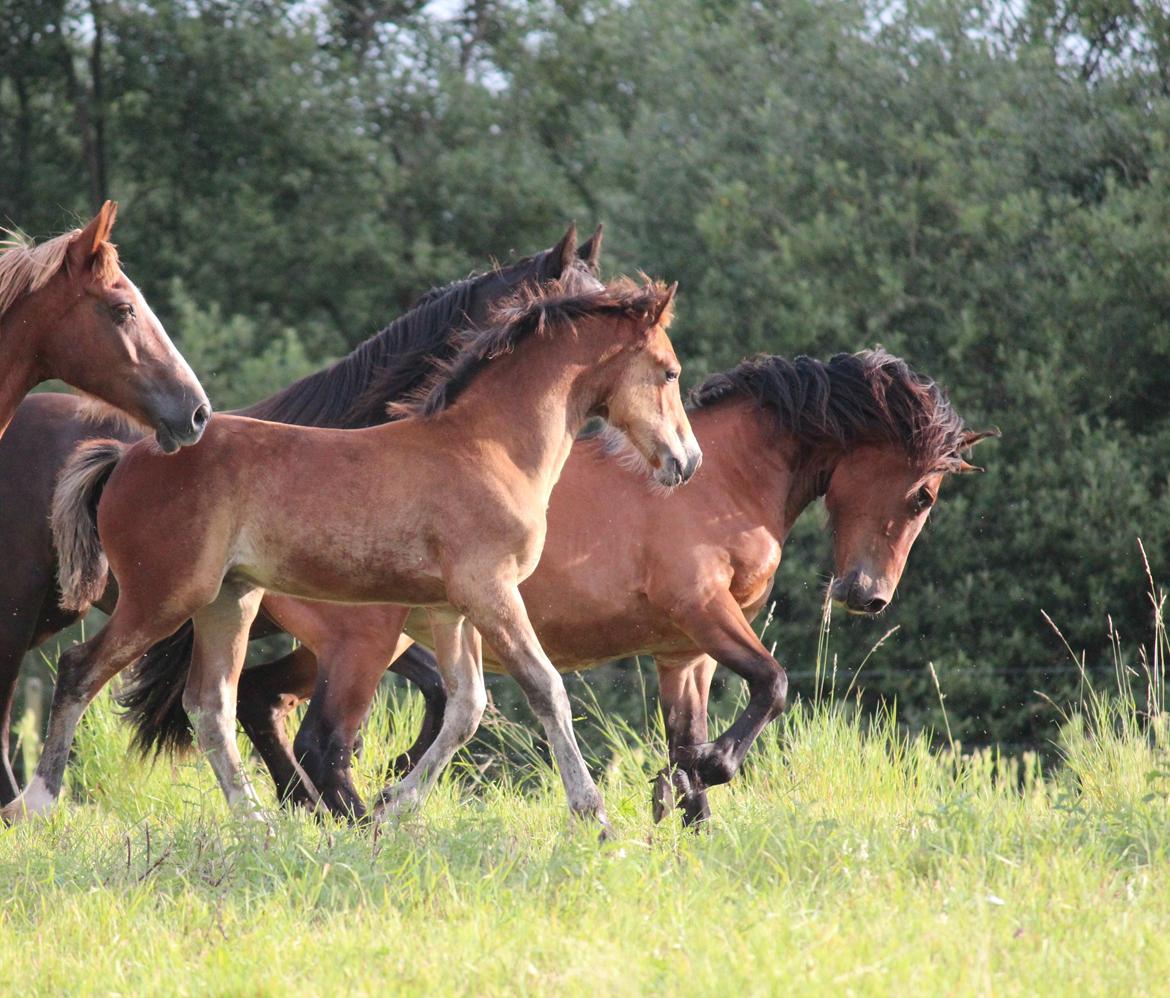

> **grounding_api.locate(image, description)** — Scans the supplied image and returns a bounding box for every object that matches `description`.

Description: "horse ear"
[69,201,118,271]
[577,224,604,272]
[650,281,678,327]
[961,427,1000,450]
[545,223,578,280]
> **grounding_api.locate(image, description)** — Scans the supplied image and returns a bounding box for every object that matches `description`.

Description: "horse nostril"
[191,403,211,433]
[862,596,887,614]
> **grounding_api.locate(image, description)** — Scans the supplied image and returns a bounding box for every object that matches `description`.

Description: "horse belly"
[237,523,447,607]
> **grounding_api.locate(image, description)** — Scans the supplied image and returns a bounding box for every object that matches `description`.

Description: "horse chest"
[727,533,782,608]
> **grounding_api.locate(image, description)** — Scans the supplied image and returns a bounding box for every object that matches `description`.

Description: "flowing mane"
[0,229,119,319]
[392,277,672,419]
[688,349,971,469]
[239,251,598,428]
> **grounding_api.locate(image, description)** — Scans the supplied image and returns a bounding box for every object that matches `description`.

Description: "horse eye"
[664,369,680,383]
[911,487,935,514]
[112,303,135,322]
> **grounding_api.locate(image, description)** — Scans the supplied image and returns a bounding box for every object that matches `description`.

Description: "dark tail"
[51,439,128,612]
[116,621,197,757]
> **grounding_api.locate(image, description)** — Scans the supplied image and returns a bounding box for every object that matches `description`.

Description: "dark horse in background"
[0,224,602,804]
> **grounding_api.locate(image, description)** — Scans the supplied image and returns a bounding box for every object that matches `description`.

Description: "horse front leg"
[464,582,608,830]
[652,653,717,827]
[372,610,485,820]
[184,584,272,821]
[667,590,788,792]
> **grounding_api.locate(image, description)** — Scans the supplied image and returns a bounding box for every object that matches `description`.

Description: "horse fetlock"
[320,777,367,823]
[373,782,421,821]
[676,741,737,787]
[568,786,608,827]
[1,775,59,824]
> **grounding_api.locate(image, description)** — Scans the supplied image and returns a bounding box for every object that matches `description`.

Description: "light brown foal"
[0,202,209,446]
[10,278,700,830]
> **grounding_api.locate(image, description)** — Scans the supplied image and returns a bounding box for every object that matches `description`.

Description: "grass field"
[3,632,1170,997]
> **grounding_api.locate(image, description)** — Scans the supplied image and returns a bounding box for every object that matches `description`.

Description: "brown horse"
[8,277,699,829]
[0,202,208,447]
[0,225,601,803]
[126,350,995,824]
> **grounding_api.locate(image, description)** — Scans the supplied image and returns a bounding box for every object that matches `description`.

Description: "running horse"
[0,202,208,446]
[0,225,600,803]
[8,276,699,829]
[127,350,995,824]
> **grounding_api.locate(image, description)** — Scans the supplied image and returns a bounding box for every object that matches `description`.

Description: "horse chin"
[154,426,183,454]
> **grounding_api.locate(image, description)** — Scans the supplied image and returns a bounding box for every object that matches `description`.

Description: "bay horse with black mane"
[7,276,699,830]
[0,202,208,447]
[126,349,995,825]
[0,225,600,804]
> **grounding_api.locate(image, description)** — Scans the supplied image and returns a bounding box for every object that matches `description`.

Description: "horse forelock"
[0,228,120,320]
[390,275,670,421]
[688,348,971,469]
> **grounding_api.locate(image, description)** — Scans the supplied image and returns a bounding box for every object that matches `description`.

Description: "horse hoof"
[372,785,420,822]
[651,770,675,824]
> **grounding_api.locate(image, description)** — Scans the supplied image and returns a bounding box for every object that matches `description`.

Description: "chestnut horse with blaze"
[128,350,995,825]
[6,278,699,830]
[0,202,208,446]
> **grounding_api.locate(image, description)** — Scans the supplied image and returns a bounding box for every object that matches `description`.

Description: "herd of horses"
[0,203,994,832]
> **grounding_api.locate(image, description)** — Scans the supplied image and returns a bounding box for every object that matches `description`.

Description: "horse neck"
[439,332,620,498]
[689,398,834,540]
[0,293,49,435]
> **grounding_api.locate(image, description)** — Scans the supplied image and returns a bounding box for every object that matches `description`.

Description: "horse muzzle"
[655,441,703,488]
[155,400,212,453]
[830,570,890,616]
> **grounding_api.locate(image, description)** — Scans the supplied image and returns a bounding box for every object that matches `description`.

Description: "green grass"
[1,676,1169,997]
[8,573,1170,996]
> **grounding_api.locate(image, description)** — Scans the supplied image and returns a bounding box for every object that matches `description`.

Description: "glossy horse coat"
[0,227,601,803]
[129,350,994,824]
[12,278,698,828]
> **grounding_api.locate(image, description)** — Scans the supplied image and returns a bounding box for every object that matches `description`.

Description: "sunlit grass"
[3,584,1170,994]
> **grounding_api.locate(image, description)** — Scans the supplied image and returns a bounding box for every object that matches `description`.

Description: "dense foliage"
[5,0,1170,745]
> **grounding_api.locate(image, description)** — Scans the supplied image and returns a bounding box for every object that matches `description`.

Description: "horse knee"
[765,665,788,716]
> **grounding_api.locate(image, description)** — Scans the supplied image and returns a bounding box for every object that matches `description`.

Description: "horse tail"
[51,439,128,613]
[116,622,197,757]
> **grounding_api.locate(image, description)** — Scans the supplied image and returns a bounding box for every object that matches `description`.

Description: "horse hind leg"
[236,644,320,809]
[653,653,717,828]
[2,601,191,822]
[293,635,393,822]
[184,583,270,820]
[385,642,447,780]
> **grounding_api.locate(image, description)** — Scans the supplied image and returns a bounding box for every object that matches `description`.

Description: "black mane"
[237,250,561,428]
[688,349,970,468]
[392,277,670,419]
